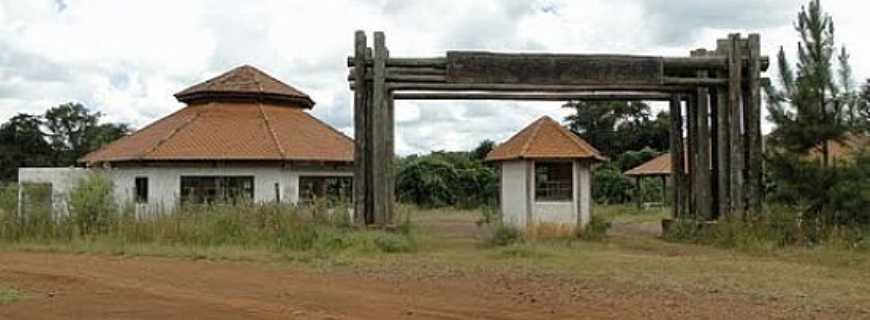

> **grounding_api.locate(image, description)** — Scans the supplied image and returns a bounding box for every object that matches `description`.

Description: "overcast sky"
[1,0,868,155]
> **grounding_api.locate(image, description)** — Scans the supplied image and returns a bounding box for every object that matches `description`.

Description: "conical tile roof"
[174,65,314,108]
[485,116,605,162]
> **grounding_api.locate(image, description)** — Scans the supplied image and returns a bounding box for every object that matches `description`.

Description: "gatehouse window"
[299,176,352,203]
[180,176,254,204]
[534,161,573,201]
[134,177,148,204]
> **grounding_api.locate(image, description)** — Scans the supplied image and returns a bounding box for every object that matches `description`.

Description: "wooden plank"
[669,95,685,219]
[747,34,763,215]
[728,34,745,218]
[392,92,673,101]
[447,52,664,85]
[694,50,713,221]
[709,84,720,219]
[352,31,368,225]
[372,32,388,226]
[350,74,726,86]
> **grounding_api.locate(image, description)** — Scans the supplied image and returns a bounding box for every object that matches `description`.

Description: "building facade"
[19,65,354,214]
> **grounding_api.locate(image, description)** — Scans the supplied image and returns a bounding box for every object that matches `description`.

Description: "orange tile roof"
[80,66,352,164]
[485,116,605,162]
[625,153,671,177]
[174,65,315,108]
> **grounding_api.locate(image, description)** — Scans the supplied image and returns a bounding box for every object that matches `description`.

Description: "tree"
[764,0,870,226]
[764,0,855,167]
[562,101,669,157]
[471,139,495,161]
[0,114,53,181]
[42,102,128,166]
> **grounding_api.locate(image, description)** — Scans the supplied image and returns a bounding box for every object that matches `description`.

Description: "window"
[534,161,573,201]
[299,176,352,203]
[134,177,148,204]
[180,176,254,204]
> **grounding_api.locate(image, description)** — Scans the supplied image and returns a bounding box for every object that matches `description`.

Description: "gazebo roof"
[485,116,605,162]
[80,66,352,165]
[174,65,315,108]
[624,153,672,177]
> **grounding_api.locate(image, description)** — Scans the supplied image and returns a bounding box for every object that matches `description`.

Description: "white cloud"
[2,0,870,155]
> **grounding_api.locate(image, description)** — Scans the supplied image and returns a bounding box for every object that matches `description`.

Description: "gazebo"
[624,153,677,207]
[486,116,605,234]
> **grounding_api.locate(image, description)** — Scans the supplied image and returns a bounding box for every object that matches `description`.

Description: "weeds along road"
[0,251,848,320]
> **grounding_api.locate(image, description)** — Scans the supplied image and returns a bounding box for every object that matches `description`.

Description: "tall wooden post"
[686,94,697,217]
[714,40,732,219]
[669,95,685,219]
[371,32,390,226]
[352,31,370,225]
[692,49,713,220]
[728,33,745,218]
[635,176,642,209]
[746,34,763,215]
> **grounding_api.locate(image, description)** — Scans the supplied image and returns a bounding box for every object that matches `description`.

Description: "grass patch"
[0,286,25,305]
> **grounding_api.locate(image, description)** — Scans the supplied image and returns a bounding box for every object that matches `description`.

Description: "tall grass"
[0,175,416,258]
[663,207,869,252]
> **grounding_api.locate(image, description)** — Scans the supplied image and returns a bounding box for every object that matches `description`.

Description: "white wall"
[18,163,352,215]
[108,163,352,213]
[499,160,529,229]
[497,159,594,232]
[18,167,90,215]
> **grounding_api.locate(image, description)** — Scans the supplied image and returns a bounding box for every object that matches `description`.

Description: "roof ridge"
[79,106,193,163]
[138,104,207,159]
[519,117,546,158]
[258,103,288,160]
[253,75,287,160]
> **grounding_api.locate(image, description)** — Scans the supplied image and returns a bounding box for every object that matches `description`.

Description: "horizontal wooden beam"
[347,55,769,72]
[383,82,692,92]
[393,92,673,101]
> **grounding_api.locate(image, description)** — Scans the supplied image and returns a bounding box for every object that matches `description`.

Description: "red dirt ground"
[0,251,853,320]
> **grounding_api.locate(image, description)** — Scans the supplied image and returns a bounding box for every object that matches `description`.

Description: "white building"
[486,116,604,235]
[19,65,354,214]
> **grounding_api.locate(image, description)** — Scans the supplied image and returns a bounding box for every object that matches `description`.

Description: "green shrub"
[576,215,612,242]
[481,223,524,247]
[373,232,416,253]
[68,173,116,236]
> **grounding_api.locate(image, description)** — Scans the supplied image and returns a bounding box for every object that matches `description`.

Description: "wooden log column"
[728,33,746,218]
[746,34,763,215]
[371,32,391,226]
[692,49,713,220]
[352,31,371,224]
[685,94,697,217]
[669,95,686,219]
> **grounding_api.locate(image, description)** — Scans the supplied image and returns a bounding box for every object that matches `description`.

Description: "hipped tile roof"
[80,66,352,164]
[485,116,605,162]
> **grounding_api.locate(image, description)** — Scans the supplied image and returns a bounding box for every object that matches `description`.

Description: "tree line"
[0,103,129,182]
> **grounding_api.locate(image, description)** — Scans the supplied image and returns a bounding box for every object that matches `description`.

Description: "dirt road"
[0,251,843,320]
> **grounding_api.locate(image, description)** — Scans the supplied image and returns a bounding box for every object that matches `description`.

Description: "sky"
[1,0,868,155]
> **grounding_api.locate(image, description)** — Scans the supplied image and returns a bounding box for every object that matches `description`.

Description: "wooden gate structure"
[347,31,768,226]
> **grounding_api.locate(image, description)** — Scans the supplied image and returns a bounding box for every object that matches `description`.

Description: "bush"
[373,232,416,253]
[480,223,524,247]
[68,173,116,236]
[576,215,612,242]
[592,163,634,204]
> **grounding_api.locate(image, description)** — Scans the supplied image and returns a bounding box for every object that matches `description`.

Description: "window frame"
[533,161,574,202]
[298,175,353,204]
[179,176,255,205]
[134,177,149,204]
